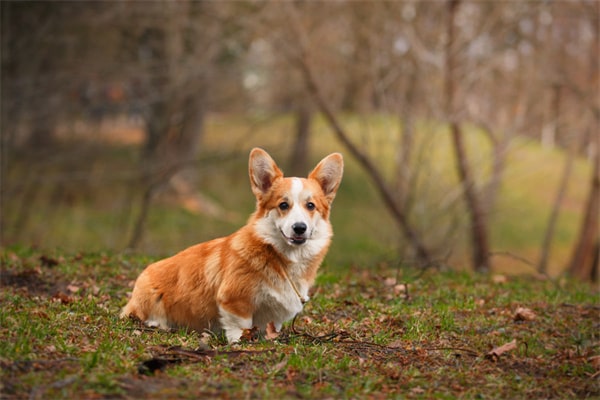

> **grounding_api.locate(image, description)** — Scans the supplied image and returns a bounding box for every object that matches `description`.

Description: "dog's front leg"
[218,304,253,343]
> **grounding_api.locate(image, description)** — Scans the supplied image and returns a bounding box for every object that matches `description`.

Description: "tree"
[445,0,491,272]
[2,1,597,274]
[568,135,599,282]
[565,2,599,281]
[269,1,435,265]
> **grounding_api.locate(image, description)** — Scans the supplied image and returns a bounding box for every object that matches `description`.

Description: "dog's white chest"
[252,275,306,331]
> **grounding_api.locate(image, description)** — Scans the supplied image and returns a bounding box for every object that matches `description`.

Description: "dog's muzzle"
[281,223,308,245]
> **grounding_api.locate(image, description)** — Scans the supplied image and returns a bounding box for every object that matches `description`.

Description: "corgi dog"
[120,148,343,343]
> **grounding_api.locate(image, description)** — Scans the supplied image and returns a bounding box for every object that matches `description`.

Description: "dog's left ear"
[249,148,284,197]
[308,153,344,203]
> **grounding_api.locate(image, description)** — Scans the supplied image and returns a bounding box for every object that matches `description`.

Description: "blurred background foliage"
[1,1,597,279]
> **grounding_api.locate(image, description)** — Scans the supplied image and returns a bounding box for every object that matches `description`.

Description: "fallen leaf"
[199,332,213,346]
[265,322,280,340]
[486,339,517,361]
[411,387,425,395]
[384,277,397,286]
[588,355,600,370]
[32,309,49,319]
[44,344,57,353]
[394,283,410,299]
[52,292,74,304]
[514,307,536,321]
[67,284,80,293]
[394,283,404,292]
[492,274,507,284]
[39,255,59,268]
[240,327,259,342]
[286,366,298,382]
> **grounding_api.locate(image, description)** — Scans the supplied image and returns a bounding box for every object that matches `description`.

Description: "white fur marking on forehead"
[290,178,303,199]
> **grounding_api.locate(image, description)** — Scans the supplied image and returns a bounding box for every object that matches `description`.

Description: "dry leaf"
[514,307,536,321]
[486,339,517,361]
[240,327,259,342]
[52,292,74,304]
[394,284,408,295]
[588,355,600,370]
[39,255,59,268]
[67,284,80,293]
[265,322,280,340]
[44,344,57,353]
[89,284,101,295]
[492,274,507,284]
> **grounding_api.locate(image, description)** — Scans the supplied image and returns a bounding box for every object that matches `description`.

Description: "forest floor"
[1,247,599,399]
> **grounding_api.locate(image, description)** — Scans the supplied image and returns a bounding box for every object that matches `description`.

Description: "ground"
[1,248,598,399]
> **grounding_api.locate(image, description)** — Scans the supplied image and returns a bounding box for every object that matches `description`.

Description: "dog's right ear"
[249,148,283,197]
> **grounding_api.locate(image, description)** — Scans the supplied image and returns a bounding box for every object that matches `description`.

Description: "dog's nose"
[292,222,307,235]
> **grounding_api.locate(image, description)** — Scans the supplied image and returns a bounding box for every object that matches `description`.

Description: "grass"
[1,247,598,399]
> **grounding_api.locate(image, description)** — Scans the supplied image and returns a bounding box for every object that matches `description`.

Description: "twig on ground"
[423,346,480,358]
[289,315,350,343]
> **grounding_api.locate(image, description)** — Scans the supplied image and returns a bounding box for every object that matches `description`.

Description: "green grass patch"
[1,248,598,398]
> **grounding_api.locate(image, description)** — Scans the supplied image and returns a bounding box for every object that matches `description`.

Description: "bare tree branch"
[282,3,432,264]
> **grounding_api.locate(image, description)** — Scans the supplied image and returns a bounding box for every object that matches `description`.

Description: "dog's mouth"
[280,230,307,245]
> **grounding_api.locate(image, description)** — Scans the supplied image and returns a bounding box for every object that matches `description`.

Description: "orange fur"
[120,148,343,342]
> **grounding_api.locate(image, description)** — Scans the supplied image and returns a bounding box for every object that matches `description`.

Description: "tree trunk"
[282,1,434,264]
[538,85,575,274]
[168,92,206,189]
[289,102,311,177]
[395,62,418,212]
[129,93,206,249]
[128,13,207,249]
[568,136,599,282]
[445,0,490,272]
[296,53,432,265]
[450,123,491,272]
[567,7,599,282]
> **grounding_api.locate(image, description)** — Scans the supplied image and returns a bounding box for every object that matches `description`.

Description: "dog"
[120,148,343,343]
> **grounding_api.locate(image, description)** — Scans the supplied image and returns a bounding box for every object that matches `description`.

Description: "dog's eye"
[306,202,315,211]
[279,202,289,211]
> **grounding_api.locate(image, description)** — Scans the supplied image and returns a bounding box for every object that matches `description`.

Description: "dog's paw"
[145,320,161,328]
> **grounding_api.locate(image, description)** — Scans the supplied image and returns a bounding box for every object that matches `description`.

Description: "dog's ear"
[249,148,284,197]
[308,153,344,203]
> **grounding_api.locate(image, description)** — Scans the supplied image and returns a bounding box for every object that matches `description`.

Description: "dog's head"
[249,148,343,261]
